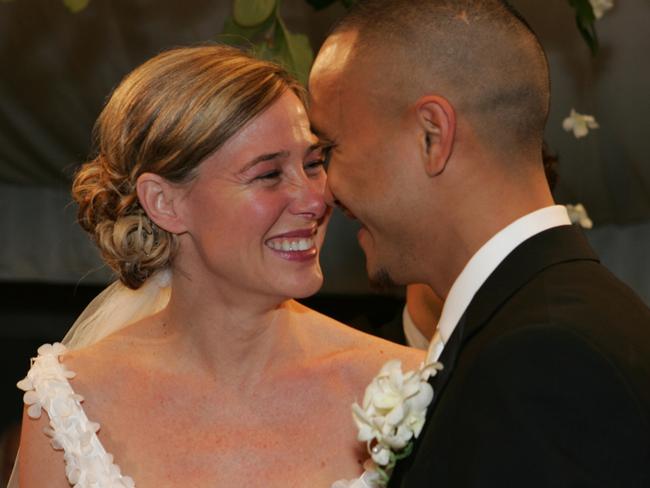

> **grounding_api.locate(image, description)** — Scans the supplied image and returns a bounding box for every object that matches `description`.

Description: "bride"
[13,45,423,487]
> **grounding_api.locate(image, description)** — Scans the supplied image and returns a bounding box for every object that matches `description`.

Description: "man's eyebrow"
[310,126,335,144]
[305,140,333,156]
[241,150,290,172]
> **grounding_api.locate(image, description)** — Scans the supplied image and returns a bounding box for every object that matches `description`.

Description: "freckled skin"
[18,90,426,488]
[174,90,330,301]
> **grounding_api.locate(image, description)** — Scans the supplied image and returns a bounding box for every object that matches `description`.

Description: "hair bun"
[72,156,176,289]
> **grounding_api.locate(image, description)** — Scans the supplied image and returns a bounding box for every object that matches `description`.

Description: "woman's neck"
[155,272,304,392]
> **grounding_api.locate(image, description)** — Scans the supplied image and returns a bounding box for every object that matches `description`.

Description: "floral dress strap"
[17,343,135,488]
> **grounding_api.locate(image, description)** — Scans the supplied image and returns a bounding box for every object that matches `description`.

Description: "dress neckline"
[17,343,135,487]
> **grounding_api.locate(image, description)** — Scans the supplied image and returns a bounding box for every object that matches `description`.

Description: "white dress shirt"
[420,205,572,363]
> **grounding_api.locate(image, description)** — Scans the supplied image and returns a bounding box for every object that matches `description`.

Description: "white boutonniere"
[352,359,443,486]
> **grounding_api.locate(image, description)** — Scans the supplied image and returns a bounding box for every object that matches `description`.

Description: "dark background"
[1,0,649,479]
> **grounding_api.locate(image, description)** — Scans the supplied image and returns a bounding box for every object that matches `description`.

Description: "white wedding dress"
[10,271,377,488]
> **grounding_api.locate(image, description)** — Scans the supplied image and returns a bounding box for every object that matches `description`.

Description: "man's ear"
[415,95,456,177]
[136,173,187,234]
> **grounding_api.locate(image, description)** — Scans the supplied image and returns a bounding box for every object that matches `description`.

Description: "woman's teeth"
[267,238,314,252]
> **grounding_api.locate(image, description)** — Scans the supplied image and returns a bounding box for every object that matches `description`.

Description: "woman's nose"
[289,175,327,220]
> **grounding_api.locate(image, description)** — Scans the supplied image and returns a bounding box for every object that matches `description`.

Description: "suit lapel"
[427,226,598,411]
[460,224,598,344]
[389,225,600,487]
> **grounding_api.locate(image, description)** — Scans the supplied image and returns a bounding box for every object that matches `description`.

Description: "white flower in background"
[589,0,614,20]
[563,109,600,139]
[352,359,442,468]
[566,204,594,229]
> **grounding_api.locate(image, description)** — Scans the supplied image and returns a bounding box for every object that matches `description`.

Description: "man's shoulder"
[495,256,649,331]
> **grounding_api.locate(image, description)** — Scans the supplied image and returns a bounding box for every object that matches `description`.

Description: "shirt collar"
[426,205,572,363]
[402,305,431,350]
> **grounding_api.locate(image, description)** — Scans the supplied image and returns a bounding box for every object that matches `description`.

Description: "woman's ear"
[136,173,187,234]
[415,95,456,177]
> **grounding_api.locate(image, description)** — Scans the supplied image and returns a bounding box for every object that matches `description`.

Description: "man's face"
[309,32,421,286]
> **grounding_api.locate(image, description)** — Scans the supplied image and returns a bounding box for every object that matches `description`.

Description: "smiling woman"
[11,45,423,488]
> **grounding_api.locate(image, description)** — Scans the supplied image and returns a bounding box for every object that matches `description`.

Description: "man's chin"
[368,267,400,292]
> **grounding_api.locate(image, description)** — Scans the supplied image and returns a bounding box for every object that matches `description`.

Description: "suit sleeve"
[443,324,650,488]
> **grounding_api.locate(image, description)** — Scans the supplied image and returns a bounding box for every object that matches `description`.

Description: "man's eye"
[306,148,332,173]
[304,160,326,174]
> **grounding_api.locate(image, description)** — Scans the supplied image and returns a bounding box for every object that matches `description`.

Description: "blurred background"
[1,0,648,482]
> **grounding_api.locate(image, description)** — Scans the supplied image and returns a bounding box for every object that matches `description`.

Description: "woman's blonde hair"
[72,45,306,289]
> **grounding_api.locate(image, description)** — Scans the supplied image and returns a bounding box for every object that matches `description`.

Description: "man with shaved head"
[309,0,650,486]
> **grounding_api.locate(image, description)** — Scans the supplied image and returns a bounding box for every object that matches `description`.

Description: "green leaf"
[63,0,89,13]
[219,15,274,46]
[575,14,599,55]
[568,0,599,55]
[233,0,276,27]
[273,18,314,85]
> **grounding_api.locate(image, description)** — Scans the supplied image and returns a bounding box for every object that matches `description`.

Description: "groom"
[309,0,650,486]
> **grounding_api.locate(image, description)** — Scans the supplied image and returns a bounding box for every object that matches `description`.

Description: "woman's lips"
[265,229,318,262]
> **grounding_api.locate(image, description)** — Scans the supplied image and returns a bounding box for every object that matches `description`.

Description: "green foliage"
[222,0,357,85]
[233,0,276,27]
[222,0,314,85]
[568,0,599,55]
[63,0,89,13]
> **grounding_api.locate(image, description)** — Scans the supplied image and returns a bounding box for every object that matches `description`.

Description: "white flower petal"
[17,377,33,391]
[27,403,42,419]
[562,109,599,139]
[370,444,391,466]
[385,424,413,449]
[385,403,406,427]
[408,382,434,412]
[566,203,594,229]
[589,0,614,19]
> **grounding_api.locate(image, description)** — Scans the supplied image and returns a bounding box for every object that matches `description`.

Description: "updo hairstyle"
[72,45,306,289]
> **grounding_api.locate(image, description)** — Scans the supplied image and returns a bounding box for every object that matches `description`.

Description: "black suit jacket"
[390,225,650,487]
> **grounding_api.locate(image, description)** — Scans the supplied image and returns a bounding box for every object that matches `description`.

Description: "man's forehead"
[311,30,359,80]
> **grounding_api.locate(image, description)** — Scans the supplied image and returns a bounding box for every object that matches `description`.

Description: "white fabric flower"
[562,109,599,138]
[331,460,384,488]
[589,0,614,19]
[565,203,594,229]
[17,343,135,487]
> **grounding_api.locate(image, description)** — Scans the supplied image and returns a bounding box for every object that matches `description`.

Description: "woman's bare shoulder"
[61,313,163,377]
[290,301,426,381]
[18,406,74,487]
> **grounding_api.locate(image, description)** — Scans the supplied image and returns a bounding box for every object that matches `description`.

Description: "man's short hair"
[332,0,551,156]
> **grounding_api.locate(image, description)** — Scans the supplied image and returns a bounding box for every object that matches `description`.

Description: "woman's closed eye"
[255,169,282,181]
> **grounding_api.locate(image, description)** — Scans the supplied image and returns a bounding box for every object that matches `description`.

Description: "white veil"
[62,269,172,350]
[7,269,172,487]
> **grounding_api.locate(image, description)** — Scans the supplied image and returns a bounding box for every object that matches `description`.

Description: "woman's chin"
[279,268,324,300]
